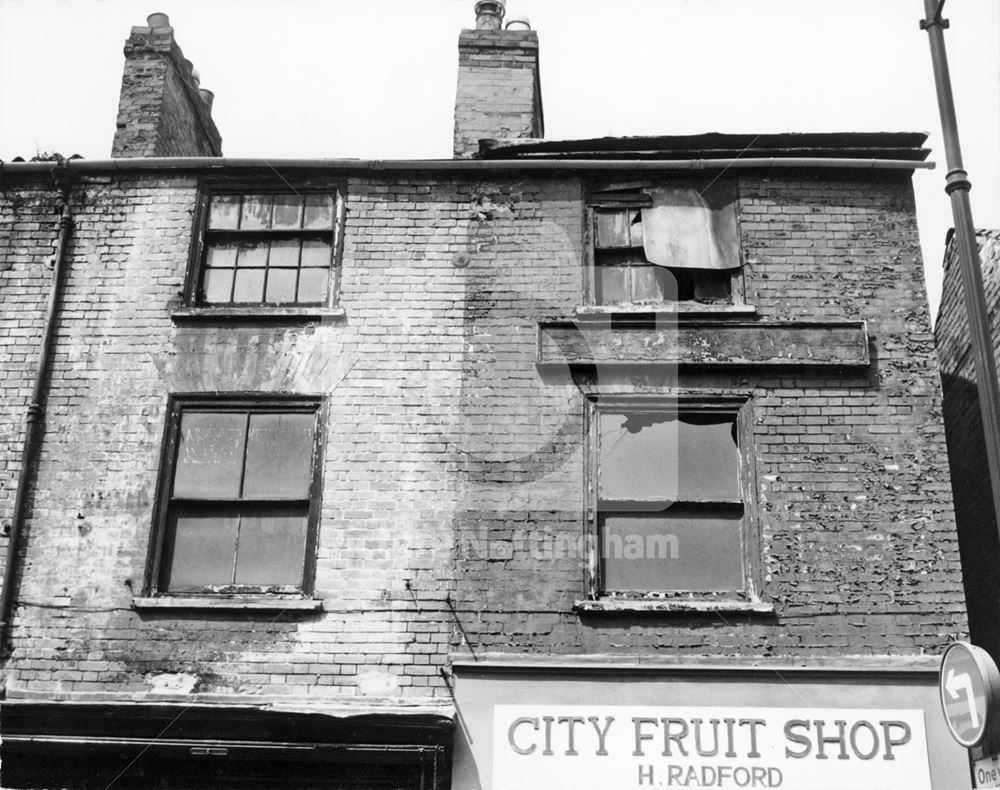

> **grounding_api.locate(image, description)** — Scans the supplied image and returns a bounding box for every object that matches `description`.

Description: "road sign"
[940,642,1000,747]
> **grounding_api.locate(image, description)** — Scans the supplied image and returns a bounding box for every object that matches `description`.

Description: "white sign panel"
[975,753,1000,788]
[493,705,932,790]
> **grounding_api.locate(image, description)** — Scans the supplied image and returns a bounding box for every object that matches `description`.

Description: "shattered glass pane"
[599,412,679,501]
[677,413,740,500]
[599,411,739,502]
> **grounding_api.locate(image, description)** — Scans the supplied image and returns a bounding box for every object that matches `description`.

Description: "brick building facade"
[0,4,973,788]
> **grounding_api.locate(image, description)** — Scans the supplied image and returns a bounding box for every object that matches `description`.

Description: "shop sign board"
[493,705,931,790]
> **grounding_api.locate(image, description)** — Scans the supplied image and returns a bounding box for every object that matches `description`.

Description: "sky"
[1,0,998,316]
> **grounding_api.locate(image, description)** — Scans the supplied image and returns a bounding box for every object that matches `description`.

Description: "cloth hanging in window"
[640,186,739,270]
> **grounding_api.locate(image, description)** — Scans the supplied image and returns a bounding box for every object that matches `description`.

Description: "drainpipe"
[0,165,75,651]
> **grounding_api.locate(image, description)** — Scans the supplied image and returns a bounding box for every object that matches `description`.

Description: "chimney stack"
[111,13,222,158]
[453,1,544,158]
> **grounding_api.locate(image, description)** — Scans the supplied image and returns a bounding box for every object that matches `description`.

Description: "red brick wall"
[0,168,966,702]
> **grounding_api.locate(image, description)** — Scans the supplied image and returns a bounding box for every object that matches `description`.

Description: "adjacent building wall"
[935,229,1000,658]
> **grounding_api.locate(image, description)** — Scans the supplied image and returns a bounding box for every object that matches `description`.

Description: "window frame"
[144,394,326,599]
[183,179,347,310]
[583,180,745,309]
[583,394,762,606]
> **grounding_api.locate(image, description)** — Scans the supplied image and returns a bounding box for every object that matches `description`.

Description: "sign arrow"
[946,667,980,729]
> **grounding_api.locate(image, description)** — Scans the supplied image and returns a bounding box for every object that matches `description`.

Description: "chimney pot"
[474,0,505,31]
[505,15,531,30]
[146,12,170,28]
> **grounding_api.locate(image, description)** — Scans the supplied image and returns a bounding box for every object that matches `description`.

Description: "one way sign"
[941,642,1000,748]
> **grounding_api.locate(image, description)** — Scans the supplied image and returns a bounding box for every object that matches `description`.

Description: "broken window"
[590,401,752,595]
[589,180,740,306]
[192,189,344,307]
[151,398,322,595]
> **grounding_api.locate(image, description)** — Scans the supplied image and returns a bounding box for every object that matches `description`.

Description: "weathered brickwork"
[935,229,1000,657]
[111,24,221,158]
[454,30,542,157]
[0,167,966,706]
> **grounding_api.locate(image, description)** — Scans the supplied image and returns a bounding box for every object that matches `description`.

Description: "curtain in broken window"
[640,183,739,270]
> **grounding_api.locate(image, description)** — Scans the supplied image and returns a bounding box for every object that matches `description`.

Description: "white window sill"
[574,598,774,615]
[132,596,323,612]
[171,306,346,323]
[575,304,757,319]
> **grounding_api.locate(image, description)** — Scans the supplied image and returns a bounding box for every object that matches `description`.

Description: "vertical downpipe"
[0,166,76,651]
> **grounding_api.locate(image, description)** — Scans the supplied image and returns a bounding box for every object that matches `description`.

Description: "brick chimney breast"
[111,13,222,158]
[453,2,544,158]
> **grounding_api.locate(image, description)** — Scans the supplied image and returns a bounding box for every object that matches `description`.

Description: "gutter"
[0,156,934,178]
[0,166,76,650]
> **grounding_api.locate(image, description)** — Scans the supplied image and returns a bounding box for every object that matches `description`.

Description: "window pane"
[234,510,308,587]
[160,511,239,591]
[303,195,334,229]
[596,265,628,304]
[628,210,643,246]
[208,195,240,229]
[201,267,234,304]
[677,414,740,500]
[233,268,266,302]
[599,411,739,502]
[236,240,267,268]
[243,413,315,498]
[271,195,303,229]
[268,239,300,268]
[300,240,332,267]
[599,412,679,501]
[205,242,238,270]
[265,268,298,304]
[297,268,329,303]
[240,195,272,230]
[600,508,744,592]
[173,412,248,499]
[595,211,633,248]
[630,265,667,303]
[692,268,734,302]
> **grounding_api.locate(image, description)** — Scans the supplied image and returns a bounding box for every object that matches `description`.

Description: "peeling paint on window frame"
[583,393,764,607]
[143,393,327,600]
